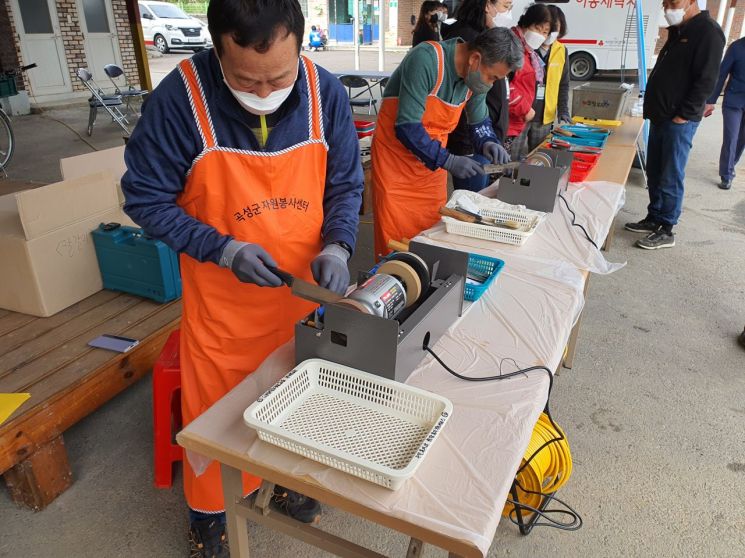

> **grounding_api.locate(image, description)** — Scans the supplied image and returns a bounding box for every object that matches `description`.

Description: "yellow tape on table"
[0,393,31,426]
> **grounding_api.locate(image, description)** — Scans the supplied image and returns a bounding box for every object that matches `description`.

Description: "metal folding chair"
[103,64,149,115]
[378,77,390,98]
[76,68,129,137]
[339,75,378,115]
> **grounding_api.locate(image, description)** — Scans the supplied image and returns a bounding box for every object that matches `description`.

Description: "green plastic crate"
[0,76,18,99]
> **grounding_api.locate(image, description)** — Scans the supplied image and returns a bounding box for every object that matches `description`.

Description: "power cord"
[423,344,583,532]
[558,192,600,250]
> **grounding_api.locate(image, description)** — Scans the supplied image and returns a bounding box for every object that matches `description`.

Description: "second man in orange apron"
[371,27,524,258]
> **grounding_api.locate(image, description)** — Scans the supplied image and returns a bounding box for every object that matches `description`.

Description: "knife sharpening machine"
[494,148,574,213]
[295,241,469,384]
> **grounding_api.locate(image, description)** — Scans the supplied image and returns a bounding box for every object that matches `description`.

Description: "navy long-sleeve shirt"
[707,37,745,109]
[121,49,363,265]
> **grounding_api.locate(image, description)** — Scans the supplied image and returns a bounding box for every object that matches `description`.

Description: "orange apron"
[176,57,326,513]
[371,41,471,259]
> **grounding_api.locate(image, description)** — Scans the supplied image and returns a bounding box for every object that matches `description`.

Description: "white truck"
[511,0,665,81]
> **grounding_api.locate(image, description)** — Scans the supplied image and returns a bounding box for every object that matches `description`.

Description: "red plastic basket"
[355,120,376,139]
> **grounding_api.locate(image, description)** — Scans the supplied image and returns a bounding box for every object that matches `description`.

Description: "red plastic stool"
[153,329,183,488]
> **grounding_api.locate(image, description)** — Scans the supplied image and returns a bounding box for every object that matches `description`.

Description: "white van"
[511,0,664,81]
[138,1,212,54]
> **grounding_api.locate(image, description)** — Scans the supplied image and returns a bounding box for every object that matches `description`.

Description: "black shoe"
[625,217,659,233]
[738,327,745,350]
[719,178,732,190]
[189,518,229,558]
[636,227,675,250]
[272,486,321,524]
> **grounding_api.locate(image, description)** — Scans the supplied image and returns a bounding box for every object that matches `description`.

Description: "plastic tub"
[571,83,633,121]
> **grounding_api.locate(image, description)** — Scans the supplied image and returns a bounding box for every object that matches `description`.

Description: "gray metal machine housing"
[495,148,574,213]
[294,241,469,383]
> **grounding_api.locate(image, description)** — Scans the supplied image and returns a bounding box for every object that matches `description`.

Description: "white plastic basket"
[244,359,453,490]
[443,190,545,246]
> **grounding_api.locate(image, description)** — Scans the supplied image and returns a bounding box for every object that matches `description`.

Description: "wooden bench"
[0,291,180,510]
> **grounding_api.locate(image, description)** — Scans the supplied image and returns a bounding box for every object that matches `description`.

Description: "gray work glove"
[482,141,511,165]
[220,240,282,287]
[559,115,572,125]
[443,153,486,179]
[311,243,350,295]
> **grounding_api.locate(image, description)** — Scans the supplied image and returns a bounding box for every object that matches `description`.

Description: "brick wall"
[1,0,24,91]
[112,0,139,88]
[56,0,87,92]
[399,0,418,46]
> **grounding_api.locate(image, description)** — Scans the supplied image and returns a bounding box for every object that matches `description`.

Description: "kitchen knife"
[482,161,522,174]
[439,206,520,230]
[267,267,343,305]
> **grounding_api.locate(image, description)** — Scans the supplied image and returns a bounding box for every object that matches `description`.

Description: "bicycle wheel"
[0,109,13,171]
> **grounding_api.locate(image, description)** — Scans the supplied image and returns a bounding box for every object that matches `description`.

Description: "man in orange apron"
[371,27,523,259]
[121,1,363,556]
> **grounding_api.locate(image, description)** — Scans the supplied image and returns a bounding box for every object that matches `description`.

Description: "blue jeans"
[719,105,745,181]
[646,119,700,227]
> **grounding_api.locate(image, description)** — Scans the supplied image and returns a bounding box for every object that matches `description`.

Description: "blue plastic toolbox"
[464,254,505,302]
[92,223,181,302]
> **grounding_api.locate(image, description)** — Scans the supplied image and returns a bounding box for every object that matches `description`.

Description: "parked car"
[138,1,212,54]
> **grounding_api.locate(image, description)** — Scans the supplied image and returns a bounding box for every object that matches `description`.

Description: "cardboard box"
[60,146,128,205]
[0,172,132,317]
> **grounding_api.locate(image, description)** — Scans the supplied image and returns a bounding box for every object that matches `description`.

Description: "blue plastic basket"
[556,134,607,148]
[464,254,505,302]
[560,125,611,140]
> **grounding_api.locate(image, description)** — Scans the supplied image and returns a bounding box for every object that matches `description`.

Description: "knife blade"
[482,161,522,174]
[267,267,343,305]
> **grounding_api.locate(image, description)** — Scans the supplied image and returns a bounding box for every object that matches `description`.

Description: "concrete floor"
[1,53,744,558]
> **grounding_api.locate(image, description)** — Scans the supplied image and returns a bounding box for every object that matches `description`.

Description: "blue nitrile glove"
[220,240,282,287]
[482,141,511,165]
[311,243,351,295]
[443,153,486,180]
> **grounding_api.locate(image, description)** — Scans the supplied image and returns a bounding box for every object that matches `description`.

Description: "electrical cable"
[423,344,582,532]
[558,192,600,250]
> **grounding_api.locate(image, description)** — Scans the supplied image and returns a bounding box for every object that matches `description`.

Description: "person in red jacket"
[504,4,552,158]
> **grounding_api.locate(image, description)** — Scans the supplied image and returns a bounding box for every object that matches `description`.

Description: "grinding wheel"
[387,251,430,294]
[376,261,422,308]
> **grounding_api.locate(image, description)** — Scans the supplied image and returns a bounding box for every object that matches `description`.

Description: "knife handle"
[439,206,478,223]
[266,266,293,286]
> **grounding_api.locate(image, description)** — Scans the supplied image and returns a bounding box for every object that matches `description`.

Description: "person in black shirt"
[625,0,724,250]
[413,1,445,46]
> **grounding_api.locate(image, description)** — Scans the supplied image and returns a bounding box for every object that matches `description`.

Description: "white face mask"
[524,29,546,50]
[664,8,685,26]
[544,31,559,46]
[219,56,298,116]
[664,1,691,26]
[437,11,447,22]
[491,10,513,28]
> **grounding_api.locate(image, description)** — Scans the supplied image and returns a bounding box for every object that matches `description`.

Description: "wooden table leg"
[3,434,72,511]
[563,275,592,370]
[221,464,251,557]
[602,216,616,252]
[406,538,424,558]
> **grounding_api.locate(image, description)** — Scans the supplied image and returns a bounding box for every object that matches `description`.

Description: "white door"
[76,0,122,84]
[10,0,72,96]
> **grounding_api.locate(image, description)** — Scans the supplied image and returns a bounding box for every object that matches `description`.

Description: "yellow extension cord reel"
[502,413,581,531]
